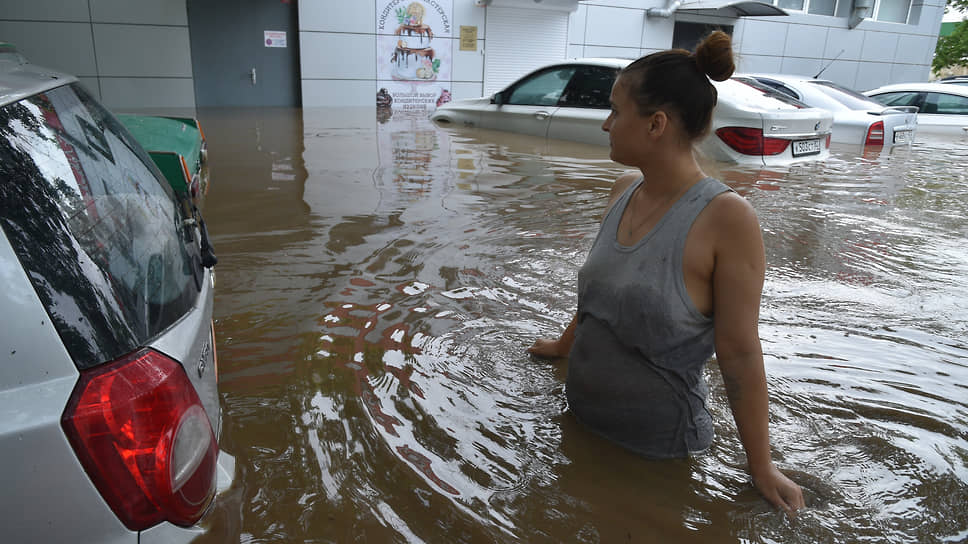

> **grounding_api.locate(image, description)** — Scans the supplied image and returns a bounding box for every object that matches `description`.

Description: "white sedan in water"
[431,58,833,166]
[735,73,918,148]
[864,82,968,136]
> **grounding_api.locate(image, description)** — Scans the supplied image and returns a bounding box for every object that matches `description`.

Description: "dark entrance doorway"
[187,0,301,107]
[671,22,734,51]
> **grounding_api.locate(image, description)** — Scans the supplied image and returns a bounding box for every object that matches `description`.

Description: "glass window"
[777,0,805,10]
[506,67,577,106]
[0,83,201,369]
[869,91,921,107]
[559,66,618,109]
[925,92,968,115]
[808,0,837,15]
[836,0,852,17]
[810,80,887,110]
[747,77,801,100]
[726,78,810,110]
[875,0,912,23]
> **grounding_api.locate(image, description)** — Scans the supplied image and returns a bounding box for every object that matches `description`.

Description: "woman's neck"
[635,149,706,196]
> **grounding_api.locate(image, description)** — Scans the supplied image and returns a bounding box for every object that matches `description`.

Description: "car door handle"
[534,111,550,120]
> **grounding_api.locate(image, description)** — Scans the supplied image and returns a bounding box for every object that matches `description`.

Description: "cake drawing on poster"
[390,2,440,81]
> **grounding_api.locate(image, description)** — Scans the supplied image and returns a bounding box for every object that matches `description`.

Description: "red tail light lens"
[865,121,885,146]
[825,133,831,148]
[61,348,217,530]
[715,127,790,156]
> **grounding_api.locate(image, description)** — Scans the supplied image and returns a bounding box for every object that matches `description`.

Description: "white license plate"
[792,138,822,157]
[894,130,912,144]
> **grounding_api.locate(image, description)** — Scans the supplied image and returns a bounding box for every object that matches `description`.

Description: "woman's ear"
[648,111,669,136]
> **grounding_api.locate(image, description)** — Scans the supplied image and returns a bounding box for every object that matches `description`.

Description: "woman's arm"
[527,171,640,360]
[710,194,804,515]
[528,313,576,359]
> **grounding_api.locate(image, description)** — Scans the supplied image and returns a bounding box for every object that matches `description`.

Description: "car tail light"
[61,348,217,531]
[715,127,790,156]
[825,134,831,148]
[865,121,885,146]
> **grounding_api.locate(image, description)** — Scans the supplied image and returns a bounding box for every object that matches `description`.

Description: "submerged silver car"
[0,45,234,542]
[864,82,968,136]
[431,58,833,166]
[736,73,918,148]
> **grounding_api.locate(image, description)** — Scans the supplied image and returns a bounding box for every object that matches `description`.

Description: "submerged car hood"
[434,96,492,111]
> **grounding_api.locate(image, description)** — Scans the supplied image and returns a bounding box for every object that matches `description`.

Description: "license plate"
[792,138,822,157]
[894,130,912,144]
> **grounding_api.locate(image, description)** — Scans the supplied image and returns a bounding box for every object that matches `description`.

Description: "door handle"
[535,111,549,120]
[250,68,257,85]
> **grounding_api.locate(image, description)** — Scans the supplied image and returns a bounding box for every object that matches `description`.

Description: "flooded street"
[196,107,968,543]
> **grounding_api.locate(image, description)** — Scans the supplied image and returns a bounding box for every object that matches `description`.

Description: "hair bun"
[693,30,735,82]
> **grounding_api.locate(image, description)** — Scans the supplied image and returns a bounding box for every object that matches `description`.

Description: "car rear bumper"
[138,449,237,544]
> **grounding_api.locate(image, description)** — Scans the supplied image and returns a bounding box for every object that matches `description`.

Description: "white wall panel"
[780,55,823,76]
[451,80,484,99]
[640,17,673,51]
[587,0,662,8]
[783,24,827,57]
[99,77,196,109]
[0,21,98,76]
[582,45,640,59]
[77,77,101,101]
[302,79,377,107]
[300,32,376,79]
[922,35,939,65]
[824,27,865,61]
[815,59,860,89]
[90,0,187,25]
[854,61,892,91]
[890,62,928,82]
[453,0,486,28]
[737,20,788,56]
[453,40,484,81]
[568,4,587,43]
[584,5,643,48]
[860,31,899,63]
[735,53,783,74]
[567,44,585,59]
[894,34,933,65]
[93,24,192,77]
[301,0,373,33]
[0,0,90,22]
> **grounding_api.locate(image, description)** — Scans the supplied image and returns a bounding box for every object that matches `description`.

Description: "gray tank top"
[567,176,732,458]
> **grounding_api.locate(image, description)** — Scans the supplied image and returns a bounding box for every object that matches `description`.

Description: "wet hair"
[618,30,735,141]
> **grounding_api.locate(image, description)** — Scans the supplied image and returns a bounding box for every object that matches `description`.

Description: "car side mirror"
[492,92,504,106]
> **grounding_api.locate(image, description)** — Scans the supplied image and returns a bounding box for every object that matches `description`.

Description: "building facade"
[0,0,947,110]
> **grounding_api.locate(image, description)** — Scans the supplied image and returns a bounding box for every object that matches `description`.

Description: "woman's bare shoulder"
[701,190,763,247]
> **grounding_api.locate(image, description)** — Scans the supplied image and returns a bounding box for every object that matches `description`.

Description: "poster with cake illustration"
[377,0,453,112]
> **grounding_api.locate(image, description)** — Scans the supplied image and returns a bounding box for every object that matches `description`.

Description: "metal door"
[187,0,300,107]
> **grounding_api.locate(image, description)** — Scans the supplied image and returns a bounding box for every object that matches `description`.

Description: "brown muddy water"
[193,107,968,543]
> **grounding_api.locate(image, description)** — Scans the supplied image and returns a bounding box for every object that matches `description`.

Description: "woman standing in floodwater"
[527,31,805,514]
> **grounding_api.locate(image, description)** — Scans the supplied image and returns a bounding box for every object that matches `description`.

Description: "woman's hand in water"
[753,463,805,516]
[527,337,568,360]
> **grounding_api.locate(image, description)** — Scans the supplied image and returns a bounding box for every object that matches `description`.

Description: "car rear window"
[0,83,200,370]
[723,78,808,110]
[809,80,885,110]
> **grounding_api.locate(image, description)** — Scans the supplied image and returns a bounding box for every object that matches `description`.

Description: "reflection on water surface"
[196,107,968,543]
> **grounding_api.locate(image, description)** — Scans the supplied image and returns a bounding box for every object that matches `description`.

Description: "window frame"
[770,0,913,23]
